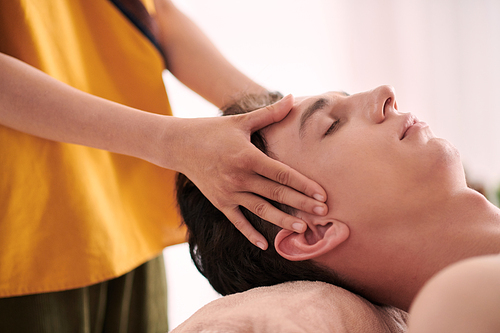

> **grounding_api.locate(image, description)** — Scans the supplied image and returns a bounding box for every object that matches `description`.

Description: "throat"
[342,188,500,310]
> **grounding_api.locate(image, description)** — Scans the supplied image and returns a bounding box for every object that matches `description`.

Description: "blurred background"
[163,0,500,330]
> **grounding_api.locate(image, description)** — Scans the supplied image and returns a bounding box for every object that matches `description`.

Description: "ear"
[275,220,349,261]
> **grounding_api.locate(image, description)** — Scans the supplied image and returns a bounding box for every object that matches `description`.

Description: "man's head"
[176,92,344,296]
[176,86,466,302]
[265,85,465,256]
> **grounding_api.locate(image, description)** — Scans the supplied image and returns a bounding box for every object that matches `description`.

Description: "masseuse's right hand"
[0,53,328,250]
[165,95,328,250]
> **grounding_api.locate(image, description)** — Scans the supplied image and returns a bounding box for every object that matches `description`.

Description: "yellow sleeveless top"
[0,0,186,297]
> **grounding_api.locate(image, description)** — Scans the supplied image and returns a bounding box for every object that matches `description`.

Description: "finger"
[241,94,295,132]
[223,206,269,250]
[253,150,328,203]
[245,176,328,216]
[239,193,308,233]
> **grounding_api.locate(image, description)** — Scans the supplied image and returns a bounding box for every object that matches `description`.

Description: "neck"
[333,188,500,311]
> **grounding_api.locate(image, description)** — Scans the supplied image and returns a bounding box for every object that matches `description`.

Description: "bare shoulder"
[408,254,500,333]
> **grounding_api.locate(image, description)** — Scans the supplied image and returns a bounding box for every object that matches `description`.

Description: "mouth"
[400,114,419,140]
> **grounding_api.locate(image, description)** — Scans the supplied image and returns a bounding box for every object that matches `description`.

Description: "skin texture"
[408,254,500,333]
[0,0,331,249]
[250,85,500,312]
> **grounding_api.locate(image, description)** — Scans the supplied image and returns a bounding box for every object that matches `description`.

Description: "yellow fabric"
[0,0,186,297]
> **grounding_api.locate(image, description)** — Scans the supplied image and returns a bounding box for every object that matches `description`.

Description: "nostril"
[383,98,391,115]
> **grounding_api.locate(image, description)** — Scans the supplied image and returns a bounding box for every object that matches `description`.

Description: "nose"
[369,85,397,123]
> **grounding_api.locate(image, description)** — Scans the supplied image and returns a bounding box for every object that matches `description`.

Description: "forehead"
[264,91,346,137]
[294,93,330,111]
[291,90,350,121]
[261,92,339,163]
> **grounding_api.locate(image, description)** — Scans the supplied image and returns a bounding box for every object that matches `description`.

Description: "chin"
[434,138,461,165]
[428,138,466,185]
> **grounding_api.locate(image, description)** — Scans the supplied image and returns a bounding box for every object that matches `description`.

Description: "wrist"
[149,115,192,171]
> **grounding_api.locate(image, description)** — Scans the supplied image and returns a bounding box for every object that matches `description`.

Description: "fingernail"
[292,222,306,233]
[313,206,326,215]
[313,193,326,202]
[256,241,267,250]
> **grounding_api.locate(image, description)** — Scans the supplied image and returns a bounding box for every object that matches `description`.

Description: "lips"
[400,114,419,140]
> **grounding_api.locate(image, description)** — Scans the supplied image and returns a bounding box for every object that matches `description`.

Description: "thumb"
[243,94,294,132]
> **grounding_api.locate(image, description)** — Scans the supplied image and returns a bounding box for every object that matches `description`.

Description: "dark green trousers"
[0,254,168,333]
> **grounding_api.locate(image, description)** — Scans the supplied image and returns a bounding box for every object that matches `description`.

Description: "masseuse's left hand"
[167,95,328,250]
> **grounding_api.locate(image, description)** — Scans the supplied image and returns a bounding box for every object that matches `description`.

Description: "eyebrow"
[298,91,350,138]
[299,98,330,138]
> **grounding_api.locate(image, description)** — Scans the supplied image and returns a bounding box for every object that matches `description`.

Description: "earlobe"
[275,220,349,261]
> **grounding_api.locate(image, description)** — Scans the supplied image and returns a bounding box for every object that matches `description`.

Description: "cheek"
[312,139,406,221]
[320,137,464,224]
[313,147,385,208]
[320,137,395,186]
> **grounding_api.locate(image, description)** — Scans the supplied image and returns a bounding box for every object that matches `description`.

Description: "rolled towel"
[172,281,407,333]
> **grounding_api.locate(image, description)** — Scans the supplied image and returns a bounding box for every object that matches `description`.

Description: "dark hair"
[176,92,343,296]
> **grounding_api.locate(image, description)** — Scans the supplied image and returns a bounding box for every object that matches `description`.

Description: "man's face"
[264,85,464,230]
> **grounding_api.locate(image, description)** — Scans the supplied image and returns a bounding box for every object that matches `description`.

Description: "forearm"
[154,0,267,108]
[0,52,182,168]
[0,52,328,250]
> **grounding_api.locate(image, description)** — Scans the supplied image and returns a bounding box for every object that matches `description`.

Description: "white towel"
[172,281,407,333]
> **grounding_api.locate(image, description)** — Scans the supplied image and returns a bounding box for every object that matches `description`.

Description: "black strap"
[109,0,166,62]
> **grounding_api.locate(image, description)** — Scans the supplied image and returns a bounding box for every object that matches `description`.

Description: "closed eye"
[325,119,341,136]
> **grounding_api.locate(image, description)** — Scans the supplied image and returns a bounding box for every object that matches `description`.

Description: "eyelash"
[325,119,340,136]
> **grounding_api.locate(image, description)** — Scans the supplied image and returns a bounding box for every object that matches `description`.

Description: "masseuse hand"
[170,95,328,249]
[0,53,326,249]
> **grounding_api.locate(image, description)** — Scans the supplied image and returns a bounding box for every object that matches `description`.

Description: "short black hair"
[176,92,343,295]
